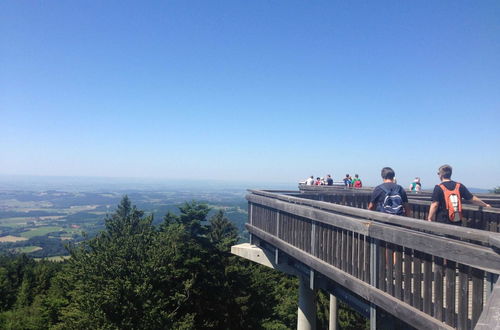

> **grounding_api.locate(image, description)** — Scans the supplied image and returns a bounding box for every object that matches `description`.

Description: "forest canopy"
[0,196,366,329]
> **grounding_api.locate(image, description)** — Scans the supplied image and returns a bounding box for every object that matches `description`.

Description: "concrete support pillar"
[329,294,338,330]
[298,275,316,330]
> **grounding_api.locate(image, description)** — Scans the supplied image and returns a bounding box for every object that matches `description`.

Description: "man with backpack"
[368,167,411,216]
[427,164,491,225]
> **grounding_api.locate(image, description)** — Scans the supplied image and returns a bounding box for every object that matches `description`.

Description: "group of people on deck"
[304,175,335,186]
[343,174,363,188]
[303,174,363,188]
[368,165,492,226]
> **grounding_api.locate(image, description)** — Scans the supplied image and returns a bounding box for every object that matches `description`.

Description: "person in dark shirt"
[326,174,333,186]
[427,164,491,225]
[343,174,351,187]
[368,167,411,216]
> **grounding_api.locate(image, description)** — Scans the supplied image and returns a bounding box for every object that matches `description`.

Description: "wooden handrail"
[298,185,500,206]
[249,189,500,244]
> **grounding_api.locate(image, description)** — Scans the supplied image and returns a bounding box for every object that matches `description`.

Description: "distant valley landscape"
[0,184,251,258]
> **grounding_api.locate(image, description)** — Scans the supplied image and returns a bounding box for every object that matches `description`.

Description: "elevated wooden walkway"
[235,189,500,330]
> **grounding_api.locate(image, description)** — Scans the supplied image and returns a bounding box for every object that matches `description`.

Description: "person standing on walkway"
[352,174,362,188]
[305,176,314,186]
[427,164,491,225]
[409,177,422,193]
[368,167,411,216]
[343,174,350,187]
[326,174,333,186]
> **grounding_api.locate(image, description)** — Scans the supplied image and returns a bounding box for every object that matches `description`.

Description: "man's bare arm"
[368,202,375,211]
[470,196,491,208]
[427,201,439,221]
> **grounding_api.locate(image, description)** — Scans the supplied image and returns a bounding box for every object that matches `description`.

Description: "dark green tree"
[54,197,264,329]
[207,210,238,252]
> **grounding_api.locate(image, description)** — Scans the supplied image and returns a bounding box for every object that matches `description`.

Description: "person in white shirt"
[305,176,314,185]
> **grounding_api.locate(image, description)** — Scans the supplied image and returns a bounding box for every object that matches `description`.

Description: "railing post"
[370,237,379,330]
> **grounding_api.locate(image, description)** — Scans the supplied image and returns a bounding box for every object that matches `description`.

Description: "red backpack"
[439,182,462,222]
[354,180,362,188]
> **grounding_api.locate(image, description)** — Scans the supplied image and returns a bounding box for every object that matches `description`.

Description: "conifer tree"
[207,210,238,252]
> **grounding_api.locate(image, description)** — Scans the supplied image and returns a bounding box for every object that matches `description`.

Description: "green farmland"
[20,226,64,238]
[14,246,43,253]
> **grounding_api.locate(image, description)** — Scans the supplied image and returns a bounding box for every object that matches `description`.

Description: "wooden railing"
[299,185,500,207]
[246,190,500,330]
[297,186,500,232]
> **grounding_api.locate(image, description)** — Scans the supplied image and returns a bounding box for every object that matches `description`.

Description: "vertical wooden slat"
[322,223,328,261]
[330,226,335,265]
[335,228,341,268]
[423,253,432,314]
[445,260,456,327]
[364,236,371,283]
[278,211,283,240]
[317,224,323,259]
[379,241,387,292]
[433,256,444,321]
[321,223,326,259]
[342,230,348,272]
[347,231,353,274]
[386,243,394,296]
[284,213,289,240]
[457,264,469,330]
[394,245,403,300]
[353,233,359,278]
[325,225,331,264]
[471,268,484,328]
[403,247,412,304]
[315,222,320,257]
[299,217,303,250]
[304,218,309,252]
[306,219,311,254]
[281,214,288,242]
[413,251,423,310]
[358,234,364,280]
[297,217,302,248]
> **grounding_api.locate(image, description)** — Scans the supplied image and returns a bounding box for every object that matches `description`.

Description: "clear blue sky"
[1,1,499,189]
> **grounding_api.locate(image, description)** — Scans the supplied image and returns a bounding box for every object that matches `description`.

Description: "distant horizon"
[0,173,298,192]
[0,174,492,194]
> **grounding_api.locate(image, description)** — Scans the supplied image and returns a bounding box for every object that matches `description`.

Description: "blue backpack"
[377,185,404,215]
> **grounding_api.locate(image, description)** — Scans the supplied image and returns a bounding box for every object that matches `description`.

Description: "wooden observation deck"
[232,187,500,330]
